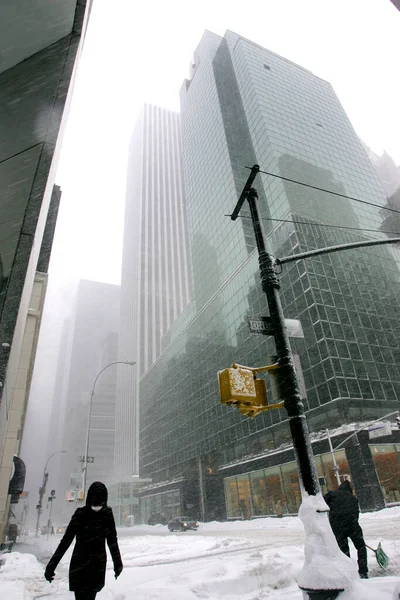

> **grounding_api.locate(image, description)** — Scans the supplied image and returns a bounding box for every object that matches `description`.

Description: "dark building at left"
[0,0,93,543]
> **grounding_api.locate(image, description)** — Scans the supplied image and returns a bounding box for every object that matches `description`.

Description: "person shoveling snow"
[324,480,368,579]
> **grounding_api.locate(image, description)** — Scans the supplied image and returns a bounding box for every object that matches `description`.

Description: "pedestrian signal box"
[218,367,257,405]
[218,363,284,418]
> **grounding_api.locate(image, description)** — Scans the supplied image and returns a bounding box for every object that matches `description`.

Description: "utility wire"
[225,214,400,237]
[245,165,400,217]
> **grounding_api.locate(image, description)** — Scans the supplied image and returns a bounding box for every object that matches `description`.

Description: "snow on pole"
[297,493,358,596]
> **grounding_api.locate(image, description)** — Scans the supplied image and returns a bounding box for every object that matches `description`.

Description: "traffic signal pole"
[231,165,400,599]
[232,165,319,497]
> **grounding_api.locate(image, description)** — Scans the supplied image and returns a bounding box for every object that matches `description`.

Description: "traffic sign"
[79,456,94,463]
[368,421,391,439]
[248,316,275,335]
[247,317,304,338]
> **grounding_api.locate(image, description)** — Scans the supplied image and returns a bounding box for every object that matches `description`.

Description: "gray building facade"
[138,31,400,523]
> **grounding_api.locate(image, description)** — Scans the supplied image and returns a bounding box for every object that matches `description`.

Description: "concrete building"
[138,31,400,523]
[0,1,92,541]
[116,105,191,478]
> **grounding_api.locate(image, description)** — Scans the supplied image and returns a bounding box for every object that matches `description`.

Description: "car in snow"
[56,525,67,534]
[167,516,199,532]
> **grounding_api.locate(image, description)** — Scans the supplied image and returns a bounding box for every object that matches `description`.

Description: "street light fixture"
[35,450,66,537]
[82,360,135,499]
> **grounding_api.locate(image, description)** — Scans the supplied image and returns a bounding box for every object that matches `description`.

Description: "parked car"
[41,525,49,535]
[168,516,199,532]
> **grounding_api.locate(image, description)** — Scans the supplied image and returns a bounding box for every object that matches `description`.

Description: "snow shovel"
[365,542,389,570]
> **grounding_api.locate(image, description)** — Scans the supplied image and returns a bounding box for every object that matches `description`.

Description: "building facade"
[116,104,191,477]
[138,31,400,523]
[0,1,92,541]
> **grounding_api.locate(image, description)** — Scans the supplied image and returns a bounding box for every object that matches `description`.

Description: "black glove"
[44,567,55,583]
[114,564,123,579]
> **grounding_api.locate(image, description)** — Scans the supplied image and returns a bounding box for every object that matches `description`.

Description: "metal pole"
[326,429,341,487]
[46,498,54,541]
[35,469,47,538]
[277,237,400,265]
[232,168,341,599]
[35,450,66,537]
[82,388,94,501]
[244,184,319,496]
[82,361,135,500]
[198,456,206,522]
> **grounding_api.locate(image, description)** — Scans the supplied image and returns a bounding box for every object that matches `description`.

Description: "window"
[370,444,400,504]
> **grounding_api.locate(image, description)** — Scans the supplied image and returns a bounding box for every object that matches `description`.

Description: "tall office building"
[138,31,400,522]
[116,104,191,477]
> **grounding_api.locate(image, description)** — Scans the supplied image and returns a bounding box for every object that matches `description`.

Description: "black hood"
[338,479,353,493]
[86,481,108,507]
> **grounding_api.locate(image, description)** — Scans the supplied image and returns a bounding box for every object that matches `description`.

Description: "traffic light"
[396,415,400,430]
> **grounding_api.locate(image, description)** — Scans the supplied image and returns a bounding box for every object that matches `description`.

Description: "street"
[2,507,399,599]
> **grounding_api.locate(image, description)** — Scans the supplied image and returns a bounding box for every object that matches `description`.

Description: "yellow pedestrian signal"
[218,367,257,405]
[218,363,285,418]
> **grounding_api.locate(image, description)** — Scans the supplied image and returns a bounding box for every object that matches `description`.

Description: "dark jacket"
[324,480,360,529]
[46,482,122,592]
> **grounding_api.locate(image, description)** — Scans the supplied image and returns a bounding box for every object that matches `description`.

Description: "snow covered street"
[1,507,400,599]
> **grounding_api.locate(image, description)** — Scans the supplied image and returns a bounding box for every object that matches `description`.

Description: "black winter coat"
[46,494,122,591]
[324,480,360,530]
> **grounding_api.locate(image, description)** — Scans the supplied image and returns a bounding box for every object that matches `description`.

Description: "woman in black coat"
[44,481,123,599]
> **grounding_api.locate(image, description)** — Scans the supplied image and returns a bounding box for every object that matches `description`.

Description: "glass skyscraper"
[138,32,400,522]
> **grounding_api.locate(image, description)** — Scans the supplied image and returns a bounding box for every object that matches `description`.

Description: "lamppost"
[82,361,135,499]
[35,450,66,537]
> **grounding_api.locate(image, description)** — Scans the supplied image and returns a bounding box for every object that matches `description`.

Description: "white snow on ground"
[1,506,400,599]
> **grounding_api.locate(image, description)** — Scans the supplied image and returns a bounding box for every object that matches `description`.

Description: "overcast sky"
[21,0,400,497]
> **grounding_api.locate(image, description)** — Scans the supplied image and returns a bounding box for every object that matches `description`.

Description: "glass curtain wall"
[370,444,400,504]
[224,450,349,518]
[141,489,181,524]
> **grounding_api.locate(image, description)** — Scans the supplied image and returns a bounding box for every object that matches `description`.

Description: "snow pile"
[0,551,54,599]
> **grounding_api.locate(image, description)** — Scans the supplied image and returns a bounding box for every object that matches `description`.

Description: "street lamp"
[35,450,66,537]
[82,361,135,499]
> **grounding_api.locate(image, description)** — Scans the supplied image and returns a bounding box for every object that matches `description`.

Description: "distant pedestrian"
[50,525,55,536]
[44,481,123,599]
[324,480,368,579]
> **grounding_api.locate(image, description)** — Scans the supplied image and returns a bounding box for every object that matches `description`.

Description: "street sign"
[248,316,275,335]
[368,421,391,440]
[50,490,55,497]
[247,316,304,338]
[79,456,94,463]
